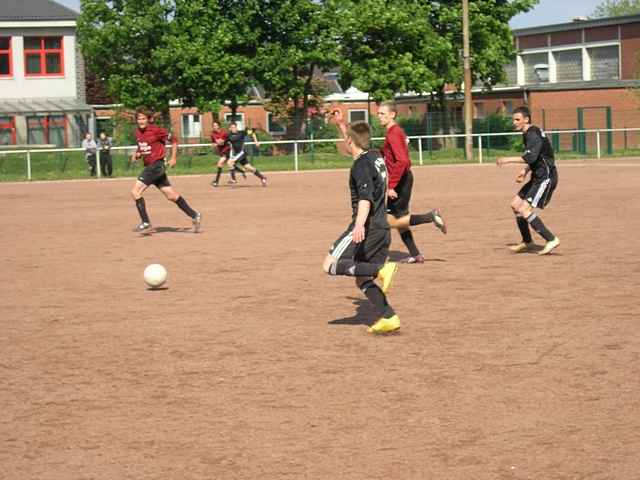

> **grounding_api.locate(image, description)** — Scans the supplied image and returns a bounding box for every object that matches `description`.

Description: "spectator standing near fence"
[98,132,113,177]
[82,132,97,177]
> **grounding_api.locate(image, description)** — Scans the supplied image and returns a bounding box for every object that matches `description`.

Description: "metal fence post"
[418,137,423,165]
[478,135,483,164]
[596,130,601,159]
[27,149,32,180]
[294,142,299,171]
[96,149,102,178]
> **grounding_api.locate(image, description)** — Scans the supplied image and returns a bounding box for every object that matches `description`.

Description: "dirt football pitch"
[2,161,640,479]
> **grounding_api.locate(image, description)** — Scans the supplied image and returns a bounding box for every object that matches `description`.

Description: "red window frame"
[27,115,68,146]
[24,36,64,77]
[0,116,16,145]
[0,37,11,77]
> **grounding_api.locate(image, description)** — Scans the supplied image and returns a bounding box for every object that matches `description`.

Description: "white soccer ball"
[144,264,167,289]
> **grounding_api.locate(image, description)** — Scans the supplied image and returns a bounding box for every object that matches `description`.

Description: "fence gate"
[577,106,612,155]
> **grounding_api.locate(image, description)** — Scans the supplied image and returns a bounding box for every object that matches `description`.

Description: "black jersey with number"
[227,131,245,154]
[523,126,556,179]
[349,150,389,230]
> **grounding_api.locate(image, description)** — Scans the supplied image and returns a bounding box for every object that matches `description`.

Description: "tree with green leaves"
[251,0,343,139]
[77,0,178,117]
[164,0,260,119]
[592,0,640,18]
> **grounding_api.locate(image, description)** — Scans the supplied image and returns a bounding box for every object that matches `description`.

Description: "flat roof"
[513,14,640,36]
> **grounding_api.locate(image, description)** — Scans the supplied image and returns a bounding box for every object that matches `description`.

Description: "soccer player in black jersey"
[322,121,400,334]
[497,106,560,255]
[227,123,267,186]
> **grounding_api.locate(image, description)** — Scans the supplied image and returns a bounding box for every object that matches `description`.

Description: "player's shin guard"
[175,196,197,218]
[400,230,421,257]
[229,169,237,181]
[330,259,382,277]
[253,169,265,180]
[409,211,435,226]
[135,198,150,223]
[526,213,555,241]
[516,214,533,243]
[214,168,222,184]
[360,279,395,318]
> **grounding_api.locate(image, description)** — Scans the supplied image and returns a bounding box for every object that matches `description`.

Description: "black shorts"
[138,160,171,188]
[329,226,390,265]
[232,151,249,166]
[518,171,558,209]
[387,169,413,218]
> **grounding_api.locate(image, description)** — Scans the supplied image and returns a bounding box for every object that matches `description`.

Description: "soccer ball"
[144,264,167,289]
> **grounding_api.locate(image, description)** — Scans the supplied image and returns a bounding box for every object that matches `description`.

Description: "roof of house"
[512,14,640,37]
[0,0,78,22]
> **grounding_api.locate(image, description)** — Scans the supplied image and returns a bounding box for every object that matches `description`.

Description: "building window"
[503,101,514,115]
[473,102,486,119]
[24,37,64,76]
[27,115,67,146]
[181,113,201,138]
[502,60,517,85]
[224,112,245,130]
[348,109,368,123]
[554,49,583,82]
[589,45,619,80]
[0,116,16,145]
[522,53,549,84]
[267,112,286,134]
[0,37,11,77]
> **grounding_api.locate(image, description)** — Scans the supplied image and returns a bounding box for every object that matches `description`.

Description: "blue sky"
[55,0,605,29]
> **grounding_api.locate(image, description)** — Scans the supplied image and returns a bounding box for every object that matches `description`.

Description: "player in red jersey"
[377,102,447,263]
[210,120,243,187]
[130,108,201,233]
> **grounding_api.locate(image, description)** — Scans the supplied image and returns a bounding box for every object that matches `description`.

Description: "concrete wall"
[0,27,78,99]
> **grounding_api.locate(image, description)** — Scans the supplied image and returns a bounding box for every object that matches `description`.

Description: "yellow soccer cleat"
[376,262,399,294]
[509,241,535,253]
[367,315,401,334]
[538,237,560,255]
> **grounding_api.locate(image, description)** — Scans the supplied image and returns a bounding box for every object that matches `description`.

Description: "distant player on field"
[227,122,268,186]
[210,121,238,187]
[322,120,400,334]
[497,106,560,255]
[130,108,201,233]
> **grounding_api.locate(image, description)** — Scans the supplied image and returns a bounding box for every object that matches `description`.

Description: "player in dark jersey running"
[322,121,400,334]
[227,122,267,186]
[497,106,560,255]
[130,108,201,233]
[377,102,447,263]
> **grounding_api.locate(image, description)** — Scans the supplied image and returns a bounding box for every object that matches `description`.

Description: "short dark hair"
[230,122,238,127]
[347,121,371,150]
[135,107,153,119]
[513,106,531,121]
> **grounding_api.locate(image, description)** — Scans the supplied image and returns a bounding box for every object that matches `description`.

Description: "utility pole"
[462,0,474,162]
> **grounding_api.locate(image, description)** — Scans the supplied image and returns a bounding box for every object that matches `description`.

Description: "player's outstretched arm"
[496,156,526,167]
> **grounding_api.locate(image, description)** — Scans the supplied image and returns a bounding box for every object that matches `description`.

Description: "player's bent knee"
[323,256,337,275]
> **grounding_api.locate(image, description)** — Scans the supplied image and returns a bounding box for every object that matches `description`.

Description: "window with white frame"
[522,53,549,84]
[348,109,368,123]
[554,49,583,82]
[224,112,245,130]
[502,60,517,85]
[589,45,619,80]
[181,113,201,138]
[266,112,286,134]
